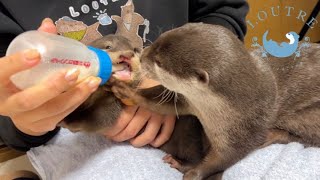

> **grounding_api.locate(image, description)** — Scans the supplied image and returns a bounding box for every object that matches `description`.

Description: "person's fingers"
[103,106,138,137]
[10,77,100,136]
[130,113,163,147]
[3,69,80,115]
[14,99,86,136]
[38,18,57,34]
[11,76,100,124]
[0,81,20,99]
[111,107,151,142]
[0,50,40,85]
[150,115,176,147]
[28,100,87,134]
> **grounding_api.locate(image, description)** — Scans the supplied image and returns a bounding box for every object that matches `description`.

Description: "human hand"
[105,76,175,147]
[0,18,101,136]
[104,106,176,147]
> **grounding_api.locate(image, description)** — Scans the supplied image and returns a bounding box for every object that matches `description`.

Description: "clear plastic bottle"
[6,30,112,89]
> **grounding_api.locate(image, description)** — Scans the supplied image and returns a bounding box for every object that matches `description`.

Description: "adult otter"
[111,23,320,179]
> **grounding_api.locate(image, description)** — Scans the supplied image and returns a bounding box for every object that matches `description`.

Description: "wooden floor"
[0,144,39,179]
[0,145,25,163]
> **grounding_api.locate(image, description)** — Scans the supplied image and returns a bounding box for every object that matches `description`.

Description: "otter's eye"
[105,45,112,50]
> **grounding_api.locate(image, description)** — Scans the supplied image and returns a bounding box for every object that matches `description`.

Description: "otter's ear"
[195,69,209,85]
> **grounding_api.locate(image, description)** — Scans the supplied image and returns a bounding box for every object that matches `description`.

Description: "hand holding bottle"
[0,18,101,136]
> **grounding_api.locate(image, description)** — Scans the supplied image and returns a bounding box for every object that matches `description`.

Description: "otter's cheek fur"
[140,60,158,81]
[150,63,200,95]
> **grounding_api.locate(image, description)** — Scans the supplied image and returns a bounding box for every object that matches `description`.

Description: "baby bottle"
[6,30,112,89]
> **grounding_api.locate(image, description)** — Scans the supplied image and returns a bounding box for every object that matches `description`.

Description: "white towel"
[27,128,182,180]
[27,128,320,180]
[224,142,320,180]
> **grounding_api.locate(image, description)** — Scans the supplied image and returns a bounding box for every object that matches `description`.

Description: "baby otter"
[111,23,320,179]
[60,35,141,133]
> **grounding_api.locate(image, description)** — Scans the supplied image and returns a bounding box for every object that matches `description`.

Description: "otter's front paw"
[110,79,137,101]
[163,154,193,173]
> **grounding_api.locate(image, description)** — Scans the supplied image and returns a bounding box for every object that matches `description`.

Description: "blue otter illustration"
[262,30,299,58]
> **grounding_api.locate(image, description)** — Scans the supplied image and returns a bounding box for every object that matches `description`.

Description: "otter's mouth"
[112,55,133,81]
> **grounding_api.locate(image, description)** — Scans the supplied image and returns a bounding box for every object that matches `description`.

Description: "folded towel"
[224,142,320,180]
[27,128,320,180]
[27,128,182,180]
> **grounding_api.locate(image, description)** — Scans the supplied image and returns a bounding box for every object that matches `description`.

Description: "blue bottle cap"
[87,46,112,85]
